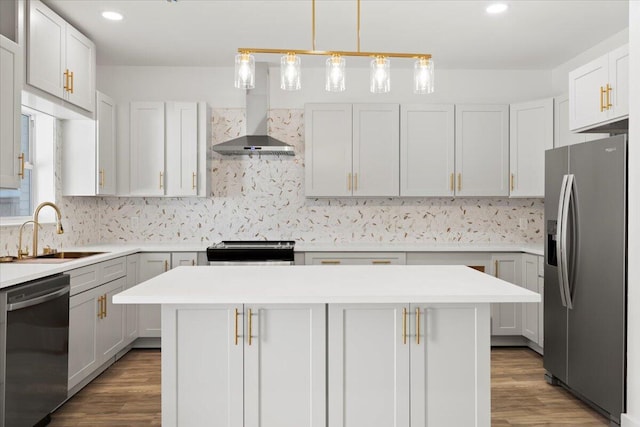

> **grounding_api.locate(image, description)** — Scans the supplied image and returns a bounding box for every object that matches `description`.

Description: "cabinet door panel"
[521,255,539,343]
[166,102,198,196]
[0,36,22,189]
[304,104,352,197]
[455,105,509,196]
[65,25,95,112]
[162,305,243,427]
[138,253,170,337]
[400,105,454,197]
[171,252,198,268]
[68,287,100,390]
[97,278,125,361]
[130,102,165,196]
[27,0,65,98]
[490,255,522,335]
[97,92,116,195]
[411,304,490,427]
[353,104,399,197]
[609,45,629,119]
[245,304,326,427]
[125,255,139,343]
[568,56,608,131]
[328,304,409,427]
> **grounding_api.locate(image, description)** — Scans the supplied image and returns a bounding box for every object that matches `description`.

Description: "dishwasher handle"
[7,285,69,312]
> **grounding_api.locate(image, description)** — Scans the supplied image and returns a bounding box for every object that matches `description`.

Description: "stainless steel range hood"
[213,63,294,156]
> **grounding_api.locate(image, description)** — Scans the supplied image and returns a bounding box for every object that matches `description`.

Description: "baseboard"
[491,335,528,346]
[622,414,640,427]
[132,337,161,348]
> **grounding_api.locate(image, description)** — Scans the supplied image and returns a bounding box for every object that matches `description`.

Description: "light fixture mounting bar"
[237,48,431,60]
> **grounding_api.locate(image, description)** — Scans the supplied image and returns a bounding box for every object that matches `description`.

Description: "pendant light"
[234,52,255,89]
[326,55,346,92]
[413,57,434,94]
[280,53,301,91]
[370,57,390,94]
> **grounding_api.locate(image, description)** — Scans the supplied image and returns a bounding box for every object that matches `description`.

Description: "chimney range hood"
[212,63,294,156]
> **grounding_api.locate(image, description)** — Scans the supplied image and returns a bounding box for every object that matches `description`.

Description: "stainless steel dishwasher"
[1,274,70,427]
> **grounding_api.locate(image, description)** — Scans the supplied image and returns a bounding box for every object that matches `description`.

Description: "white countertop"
[113,265,540,305]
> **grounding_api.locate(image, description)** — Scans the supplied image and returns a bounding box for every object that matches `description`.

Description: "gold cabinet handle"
[606,83,612,110]
[234,308,240,345]
[450,173,454,192]
[510,173,515,192]
[103,294,107,318]
[458,173,462,192]
[372,260,391,265]
[164,260,169,272]
[191,260,195,266]
[347,173,352,191]
[600,86,606,112]
[402,307,407,345]
[99,169,105,187]
[354,173,358,191]
[416,307,421,345]
[248,308,253,346]
[64,69,69,92]
[18,153,25,179]
[159,172,164,189]
[494,260,499,278]
[97,296,102,319]
[69,70,74,94]
[192,172,197,190]
[321,260,341,265]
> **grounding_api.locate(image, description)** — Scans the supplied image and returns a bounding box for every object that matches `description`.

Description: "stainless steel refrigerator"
[544,134,626,425]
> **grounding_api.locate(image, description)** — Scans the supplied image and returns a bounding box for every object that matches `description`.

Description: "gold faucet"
[17,220,42,259]
[32,201,64,257]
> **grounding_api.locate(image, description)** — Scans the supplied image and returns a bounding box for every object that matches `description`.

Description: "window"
[0,108,56,223]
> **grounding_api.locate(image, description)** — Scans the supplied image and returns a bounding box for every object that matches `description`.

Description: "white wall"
[623,3,639,426]
[551,28,629,95]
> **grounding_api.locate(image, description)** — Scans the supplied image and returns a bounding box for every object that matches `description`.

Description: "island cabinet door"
[328,304,410,427]
[162,304,243,427]
[244,304,326,427]
[410,304,491,427]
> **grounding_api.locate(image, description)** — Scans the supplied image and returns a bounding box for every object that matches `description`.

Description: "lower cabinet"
[68,276,125,391]
[521,254,540,343]
[305,252,406,265]
[490,254,523,335]
[162,304,326,427]
[328,303,490,427]
[124,254,139,345]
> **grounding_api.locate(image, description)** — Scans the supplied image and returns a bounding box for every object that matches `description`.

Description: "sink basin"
[13,251,106,264]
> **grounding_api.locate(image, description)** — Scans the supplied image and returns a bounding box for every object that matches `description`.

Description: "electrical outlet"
[131,216,139,229]
[519,218,528,230]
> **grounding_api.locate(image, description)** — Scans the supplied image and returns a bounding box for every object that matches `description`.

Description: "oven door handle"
[7,286,69,312]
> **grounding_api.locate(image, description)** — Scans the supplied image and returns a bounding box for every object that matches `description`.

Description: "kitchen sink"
[12,251,106,264]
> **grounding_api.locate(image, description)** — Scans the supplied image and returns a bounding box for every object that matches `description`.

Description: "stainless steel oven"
[206,241,295,265]
[1,274,70,427]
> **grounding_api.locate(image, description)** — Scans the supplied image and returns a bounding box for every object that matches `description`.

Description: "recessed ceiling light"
[102,11,123,21]
[486,3,508,14]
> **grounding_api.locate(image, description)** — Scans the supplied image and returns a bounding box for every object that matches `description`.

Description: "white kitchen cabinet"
[124,254,139,345]
[0,35,22,189]
[129,101,209,197]
[95,277,125,364]
[537,255,544,350]
[304,103,399,197]
[305,252,406,265]
[62,91,117,196]
[162,303,326,427]
[521,254,540,344]
[171,252,198,267]
[455,105,509,196]
[553,95,608,148]
[328,303,490,427]
[490,254,522,336]
[509,98,553,197]
[568,44,628,132]
[137,253,171,338]
[400,104,455,196]
[27,0,96,112]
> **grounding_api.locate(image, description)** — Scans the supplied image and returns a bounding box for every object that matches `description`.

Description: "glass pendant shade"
[414,58,434,94]
[325,55,346,92]
[370,57,390,93]
[234,52,255,89]
[280,53,301,91]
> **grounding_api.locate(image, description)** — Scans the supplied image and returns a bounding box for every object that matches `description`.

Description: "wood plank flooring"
[49,347,609,426]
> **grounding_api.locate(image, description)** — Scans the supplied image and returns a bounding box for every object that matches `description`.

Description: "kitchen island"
[114,264,539,427]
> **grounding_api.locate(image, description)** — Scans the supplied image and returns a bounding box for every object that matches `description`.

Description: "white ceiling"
[44,0,629,70]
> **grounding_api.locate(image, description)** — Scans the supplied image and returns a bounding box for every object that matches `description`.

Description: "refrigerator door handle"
[556,174,569,308]
[561,174,575,309]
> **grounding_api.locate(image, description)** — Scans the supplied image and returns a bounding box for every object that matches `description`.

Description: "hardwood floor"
[50,347,610,426]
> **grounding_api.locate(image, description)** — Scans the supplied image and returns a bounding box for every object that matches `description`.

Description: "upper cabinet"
[129,101,210,197]
[62,91,117,196]
[568,44,628,132]
[554,95,608,148]
[305,103,399,197]
[509,98,553,197]
[400,104,455,197]
[27,0,96,113]
[0,35,22,189]
[455,105,510,197]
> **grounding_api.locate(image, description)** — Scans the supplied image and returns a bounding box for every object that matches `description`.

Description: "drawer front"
[306,252,406,265]
[68,264,101,296]
[102,257,127,283]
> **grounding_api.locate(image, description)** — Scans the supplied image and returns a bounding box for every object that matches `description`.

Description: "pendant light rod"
[237,48,431,60]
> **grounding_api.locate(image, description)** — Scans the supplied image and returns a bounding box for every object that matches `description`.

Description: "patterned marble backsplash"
[0,109,544,255]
